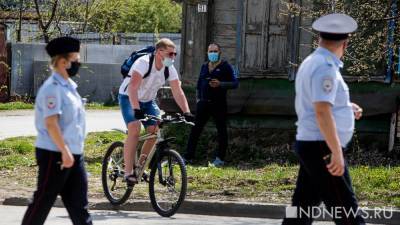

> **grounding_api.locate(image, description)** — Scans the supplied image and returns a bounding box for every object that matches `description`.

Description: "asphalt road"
[0,110,125,140]
[0,205,346,225]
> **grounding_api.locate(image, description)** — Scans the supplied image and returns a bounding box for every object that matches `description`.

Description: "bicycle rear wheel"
[149,149,187,217]
[101,141,133,205]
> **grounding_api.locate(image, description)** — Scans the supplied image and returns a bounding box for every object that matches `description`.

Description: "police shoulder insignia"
[325,56,334,66]
[46,96,57,109]
[322,76,334,93]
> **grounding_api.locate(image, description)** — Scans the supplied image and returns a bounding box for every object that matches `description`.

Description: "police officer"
[282,14,365,225]
[184,43,239,166]
[22,37,92,225]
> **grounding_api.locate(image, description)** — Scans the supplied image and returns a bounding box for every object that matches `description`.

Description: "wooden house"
[167,0,400,150]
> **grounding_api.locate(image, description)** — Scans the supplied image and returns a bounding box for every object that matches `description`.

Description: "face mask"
[67,61,81,77]
[162,57,174,67]
[208,52,219,62]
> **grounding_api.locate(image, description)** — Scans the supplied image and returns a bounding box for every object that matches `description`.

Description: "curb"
[3,197,399,224]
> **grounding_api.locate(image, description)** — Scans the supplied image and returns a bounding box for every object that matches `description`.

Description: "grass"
[0,131,399,208]
[0,102,34,110]
[0,101,119,110]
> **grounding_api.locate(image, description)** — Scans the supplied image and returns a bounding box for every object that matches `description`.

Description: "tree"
[284,0,399,78]
[85,0,125,33]
[54,0,97,34]
[2,0,182,42]
[116,0,182,33]
[80,0,182,34]
[33,0,59,43]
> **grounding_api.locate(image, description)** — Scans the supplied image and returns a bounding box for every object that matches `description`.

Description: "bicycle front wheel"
[101,141,133,205]
[149,149,187,217]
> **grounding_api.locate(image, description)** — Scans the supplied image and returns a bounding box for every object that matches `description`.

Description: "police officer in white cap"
[282,14,365,225]
[22,37,92,225]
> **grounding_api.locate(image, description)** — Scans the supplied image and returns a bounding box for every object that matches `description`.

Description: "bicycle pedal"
[124,175,138,186]
[125,180,137,187]
[142,172,149,182]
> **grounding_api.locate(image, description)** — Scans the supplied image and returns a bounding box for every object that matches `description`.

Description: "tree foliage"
[2,0,182,41]
[285,0,399,78]
[116,0,182,33]
[71,0,182,34]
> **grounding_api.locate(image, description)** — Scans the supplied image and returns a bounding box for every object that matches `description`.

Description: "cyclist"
[118,38,193,184]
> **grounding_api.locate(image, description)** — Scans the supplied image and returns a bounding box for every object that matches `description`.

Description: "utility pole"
[17,0,23,42]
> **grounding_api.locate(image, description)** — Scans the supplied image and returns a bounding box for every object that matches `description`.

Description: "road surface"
[0,110,125,140]
[0,205,347,225]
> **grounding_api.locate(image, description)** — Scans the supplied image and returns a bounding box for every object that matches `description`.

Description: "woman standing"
[21,37,92,225]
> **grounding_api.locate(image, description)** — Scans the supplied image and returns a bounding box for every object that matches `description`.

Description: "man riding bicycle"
[118,38,193,185]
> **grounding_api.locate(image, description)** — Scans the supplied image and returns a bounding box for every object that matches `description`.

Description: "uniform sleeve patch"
[46,96,57,109]
[322,76,334,93]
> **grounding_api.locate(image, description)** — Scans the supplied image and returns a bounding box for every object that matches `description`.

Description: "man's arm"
[219,65,239,89]
[169,79,190,113]
[128,71,143,110]
[314,102,344,176]
[351,102,363,120]
[196,73,202,100]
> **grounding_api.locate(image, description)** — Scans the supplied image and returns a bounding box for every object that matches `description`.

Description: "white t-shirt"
[118,54,179,102]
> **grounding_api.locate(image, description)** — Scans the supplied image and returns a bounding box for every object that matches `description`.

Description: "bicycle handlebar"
[141,113,195,127]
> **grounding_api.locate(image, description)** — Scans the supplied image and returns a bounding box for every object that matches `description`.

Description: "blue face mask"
[208,52,219,62]
[162,57,174,67]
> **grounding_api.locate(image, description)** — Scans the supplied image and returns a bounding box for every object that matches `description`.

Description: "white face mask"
[162,57,174,67]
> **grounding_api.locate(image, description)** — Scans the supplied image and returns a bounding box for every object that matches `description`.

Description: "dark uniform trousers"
[22,148,92,225]
[185,100,228,160]
[282,141,365,225]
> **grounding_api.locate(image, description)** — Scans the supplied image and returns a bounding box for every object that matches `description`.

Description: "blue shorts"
[118,94,160,127]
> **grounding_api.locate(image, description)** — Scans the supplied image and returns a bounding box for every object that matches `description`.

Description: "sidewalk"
[3,197,398,224]
[0,110,125,140]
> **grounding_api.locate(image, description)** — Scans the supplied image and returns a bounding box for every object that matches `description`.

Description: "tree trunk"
[17,0,23,42]
[33,0,59,43]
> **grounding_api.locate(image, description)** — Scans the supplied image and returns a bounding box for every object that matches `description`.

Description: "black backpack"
[120,46,169,80]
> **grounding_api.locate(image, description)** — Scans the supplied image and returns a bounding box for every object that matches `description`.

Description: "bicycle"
[101,113,194,217]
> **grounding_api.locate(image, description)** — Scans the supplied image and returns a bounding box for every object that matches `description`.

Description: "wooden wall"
[181,0,313,81]
[0,23,8,102]
[180,0,210,84]
[179,0,316,116]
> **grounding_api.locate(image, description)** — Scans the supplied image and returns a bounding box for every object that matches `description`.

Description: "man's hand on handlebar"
[183,112,195,123]
[134,109,145,120]
[139,113,195,126]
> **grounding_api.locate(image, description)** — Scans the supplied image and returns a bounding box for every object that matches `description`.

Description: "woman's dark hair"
[208,43,221,51]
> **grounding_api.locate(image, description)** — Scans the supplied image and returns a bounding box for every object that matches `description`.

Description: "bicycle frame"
[135,129,163,182]
[113,113,192,184]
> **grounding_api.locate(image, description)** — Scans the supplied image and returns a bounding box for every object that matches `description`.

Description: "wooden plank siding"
[298,0,314,62]
[240,0,292,77]
[181,0,309,80]
[209,0,239,65]
[173,0,399,138]
[180,0,210,84]
[0,24,8,102]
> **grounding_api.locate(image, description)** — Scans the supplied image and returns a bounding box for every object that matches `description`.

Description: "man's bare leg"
[124,121,141,176]
[138,125,158,167]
